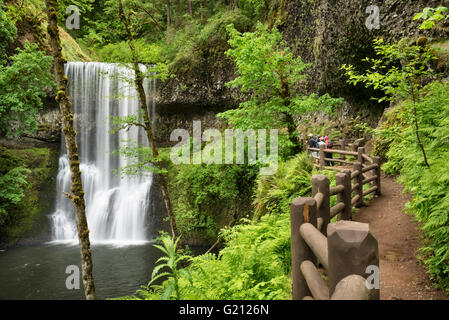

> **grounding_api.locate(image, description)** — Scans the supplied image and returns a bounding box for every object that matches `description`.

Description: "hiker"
[307,133,318,162]
[307,133,318,149]
[316,137,326,165]
[324,136,334,166]
[318,137,327,148]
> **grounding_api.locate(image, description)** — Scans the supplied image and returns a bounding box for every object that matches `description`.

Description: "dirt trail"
[353,173,448,300]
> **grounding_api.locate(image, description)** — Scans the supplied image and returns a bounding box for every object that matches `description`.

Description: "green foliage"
[112,140,167,177]
[0,147,30,225]
[0,41,55,137]
[219,22,342,156]
[170,160,258,240]
[96,39,165,64]
[0,146,58,240]
[414,6,448,30]
[0,167,30,206]
[0,2,17,62]
[342,38,436,104]
[381,81,449,292]
[342,38,438,168]
[238,0,271,19]
[187,213,292,300]
[119,151,330,300]
[127,213,292,300]
[167,9,253,72]
[254,153,314,219]
[135,235,197,300]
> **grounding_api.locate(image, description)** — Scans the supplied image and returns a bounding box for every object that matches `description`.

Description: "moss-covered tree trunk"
[118,0,178,239]
[280,74,300,154]
[45,0,96,300]
[188,0,193,17]
[167,0,171,34]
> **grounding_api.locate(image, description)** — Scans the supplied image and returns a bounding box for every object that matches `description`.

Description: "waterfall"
[50,62,157,245]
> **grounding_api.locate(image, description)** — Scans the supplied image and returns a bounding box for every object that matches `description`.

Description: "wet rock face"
[22,95,62,143]
[34,108,62,143]
[155,59,243,109]
[34,1,449,145]
[281,0,446,98]
[152,0,447,132]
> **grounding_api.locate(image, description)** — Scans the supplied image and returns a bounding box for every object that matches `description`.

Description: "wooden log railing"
[308,138,372,171]
[291,197,379,300]
[291,138,381,300]
[307,140,382,208]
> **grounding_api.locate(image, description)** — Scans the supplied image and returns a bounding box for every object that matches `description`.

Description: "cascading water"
[50,62,157,244]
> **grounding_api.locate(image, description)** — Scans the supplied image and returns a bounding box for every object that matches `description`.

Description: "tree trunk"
[234,0,238,9]
[118,0,178,239]
[188,0,193,17]
[279,73,300,154]
[410,82,430,168]
[200,0,204,19]
[44,0,96,300]
[413,105,430,168]
[167,0,172,37]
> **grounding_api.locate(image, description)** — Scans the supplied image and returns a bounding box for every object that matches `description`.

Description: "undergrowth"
[117,152,333,300]
[382,81,449,292]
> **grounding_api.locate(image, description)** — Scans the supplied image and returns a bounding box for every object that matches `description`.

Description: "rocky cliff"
[151,0,449,142]
[33,1,449,145]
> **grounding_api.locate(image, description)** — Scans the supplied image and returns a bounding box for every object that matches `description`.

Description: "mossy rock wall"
[280,0,447,113]
[155,0,448,136]
[0,142,59,247]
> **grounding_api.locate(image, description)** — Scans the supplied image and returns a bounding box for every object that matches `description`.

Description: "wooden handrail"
[330,185,344,196]
[323,158,355,166]
[291,139,381,300]
[363,186,378,196]
[317,217,324,231]
[363,176,377,184]
[308,147,358,156]
[351,170,360,179]
[362,154,374,164]
[330,202,345,217]
[314,192,324,209]
[330,275,370,300]
[351,194,360,206]
[362,164,378,173]
[299,223,329,270]
[300,260,330,300]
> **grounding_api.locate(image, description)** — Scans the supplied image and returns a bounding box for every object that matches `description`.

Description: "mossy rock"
[431,39,449,73]
[0,146,59,247]
[372,102,409,161]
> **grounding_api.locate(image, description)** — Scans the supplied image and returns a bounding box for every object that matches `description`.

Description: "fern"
[381,81,449,292]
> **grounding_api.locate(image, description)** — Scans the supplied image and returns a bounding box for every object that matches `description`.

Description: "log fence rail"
[291,138,381,300]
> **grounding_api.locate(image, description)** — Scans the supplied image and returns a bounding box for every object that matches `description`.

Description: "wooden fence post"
[353,162,364,208]
[290,197,318,300]
[339,139,345,161]
[312,175,330,236]
[336,170,352,221]
[372,156,381,195]
[349,143,356,153]
[327,221,379,300]
[319,144,325,170]
[357,147,365,164]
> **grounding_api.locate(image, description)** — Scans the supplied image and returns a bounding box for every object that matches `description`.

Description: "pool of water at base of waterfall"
[0,242,162,300]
